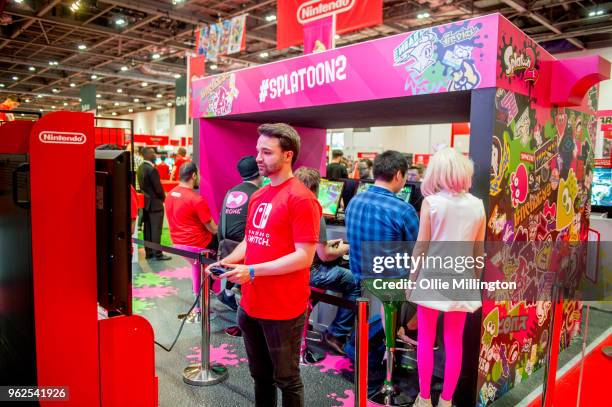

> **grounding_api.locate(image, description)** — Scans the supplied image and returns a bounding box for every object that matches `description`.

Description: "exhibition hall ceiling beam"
[0,0,61,50]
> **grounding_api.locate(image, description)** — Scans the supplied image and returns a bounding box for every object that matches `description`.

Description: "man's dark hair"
[331,149,344,159]
[96,144,121,150]
[362,158,373,169]
[373,150,409,182]
[294,167,320,194]
[177,147,187,156]
[6,94,21,103]
[257,123,300,165]
[179,162,198,182]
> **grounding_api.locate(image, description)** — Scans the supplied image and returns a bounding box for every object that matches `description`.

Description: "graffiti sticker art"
[510,163,529,208]
[197,73,239,117]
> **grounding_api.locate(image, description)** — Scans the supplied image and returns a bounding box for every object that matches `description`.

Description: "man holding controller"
[208,123,321,407]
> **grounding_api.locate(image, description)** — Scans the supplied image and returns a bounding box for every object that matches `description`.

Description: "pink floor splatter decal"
[327,389,379,407]
[313,353,354,375]
[158,266,193,280]
[187,343,247,367]
[132,285,178,299]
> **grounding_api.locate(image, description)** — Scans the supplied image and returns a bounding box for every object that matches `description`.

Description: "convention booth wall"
[190,13,610,406]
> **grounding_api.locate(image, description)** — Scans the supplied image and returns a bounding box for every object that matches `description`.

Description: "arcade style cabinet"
[189,13,610,406]
[0,112,157,406]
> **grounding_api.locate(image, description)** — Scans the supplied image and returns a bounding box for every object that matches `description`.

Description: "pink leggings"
[417,305,467,401]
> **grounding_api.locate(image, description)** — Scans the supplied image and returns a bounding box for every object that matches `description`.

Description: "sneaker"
[324,332,346,355]
[217,291,238,312]
[177,310,201,324]
[413,395,433,407]
[437,397,452,407]
[154,254,172,261]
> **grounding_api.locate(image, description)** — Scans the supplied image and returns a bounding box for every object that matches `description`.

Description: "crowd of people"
[326,148,424,182]
[131,123,484,407]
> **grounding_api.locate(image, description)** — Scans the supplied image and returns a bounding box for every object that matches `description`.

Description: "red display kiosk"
[0,112,157,406]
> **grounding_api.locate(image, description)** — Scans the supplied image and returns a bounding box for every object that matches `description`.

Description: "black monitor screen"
[95,150,132,316]
[318,179,344,217]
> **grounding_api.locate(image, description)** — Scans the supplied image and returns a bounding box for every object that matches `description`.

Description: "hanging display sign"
[175,76,187,125]
[195,14,247,62]
[303,16,335,54]
[80,84,96,113]
[133,134,169,146]
[277,0,382,49]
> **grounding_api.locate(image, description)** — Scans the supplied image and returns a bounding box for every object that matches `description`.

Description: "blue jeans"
[309,264,360,339]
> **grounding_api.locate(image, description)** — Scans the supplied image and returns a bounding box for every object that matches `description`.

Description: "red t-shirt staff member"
[171,147,190,181]
[0,95,21,123]
[165,162,218,315]
[209,123,321,407]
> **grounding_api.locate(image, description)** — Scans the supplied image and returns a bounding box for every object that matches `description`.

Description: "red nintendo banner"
[134,134,169,145]
[277,0,382,49]
[357,152,377,159]
[413,154,431,165]
[594,158,611,167]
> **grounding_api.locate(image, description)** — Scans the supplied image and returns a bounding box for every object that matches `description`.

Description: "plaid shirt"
[346,185,419,280]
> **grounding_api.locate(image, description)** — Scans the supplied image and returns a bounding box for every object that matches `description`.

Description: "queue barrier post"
[355,297,369,407]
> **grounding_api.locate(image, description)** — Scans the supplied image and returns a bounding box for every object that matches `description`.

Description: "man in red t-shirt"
[171,147,190,181]
[165,162,218,310]
[208,123,321,407]
[157,154,170,180]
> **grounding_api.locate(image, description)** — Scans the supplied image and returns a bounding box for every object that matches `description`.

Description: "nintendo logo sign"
[297,0,355,24]
[39,131,87,145]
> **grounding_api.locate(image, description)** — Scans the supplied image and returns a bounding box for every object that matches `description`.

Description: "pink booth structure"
[190,13,609,407]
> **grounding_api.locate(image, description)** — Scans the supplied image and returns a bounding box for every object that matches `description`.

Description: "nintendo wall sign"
[39,131,87,145]
[297,0,355,24]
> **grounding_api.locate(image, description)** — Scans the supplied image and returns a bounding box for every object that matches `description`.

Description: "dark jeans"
[310,264,360,339]
[143,209,163,257]
[238,308,305,407]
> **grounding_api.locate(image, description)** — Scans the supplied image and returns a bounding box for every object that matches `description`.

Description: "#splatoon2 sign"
[277,0,382,49]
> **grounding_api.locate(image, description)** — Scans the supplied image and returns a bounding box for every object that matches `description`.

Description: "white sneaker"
[414,395,433,407]
[437,397,452,407]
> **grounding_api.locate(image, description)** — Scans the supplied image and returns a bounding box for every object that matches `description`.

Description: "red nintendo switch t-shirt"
[165,186,213,248]
[241,177,322,320]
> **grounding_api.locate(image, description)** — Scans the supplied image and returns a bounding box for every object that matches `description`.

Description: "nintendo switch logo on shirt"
[252,203,273,229]
[39,131,87,145]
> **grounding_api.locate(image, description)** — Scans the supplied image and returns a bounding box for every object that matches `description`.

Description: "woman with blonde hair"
[409,147,486,407]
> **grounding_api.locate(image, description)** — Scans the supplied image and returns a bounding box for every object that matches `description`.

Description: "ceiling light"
[77,43,87,50]
[417,12,430,19]
[151,53,161,60]
[156,93,163,98]
[0,83,4,88]
[265,14,277,22]
[173,73,181,79]
[12,76,18,80]
[210,64,218,70]
[120,66,128,71]
[133,98,140,102]
[49,60,58,66]
[69,1,81,13]
[117,88,123,93]
[128,108,134,113]
[335,34,340,40]
[63,102,68,106]
[24,99,30,103]
[112,112,117,116]
[114,102,119,106]
[52,88,60,93]
[115,17,127,27]
[166,102,172,107]
[14,0,25,4]
[91,74,98,79]
[39,109,43,112]
[171,0,185,4]
[51,106,56,109]
[596,10,605,16]
[37,94,43,98]
[28,66,36,71]
[70,83,76,87]
[589,11,596,17]
[96,94,101,98]
[146,106,151,110]
[141,82,148,87]
[259,52,269,59]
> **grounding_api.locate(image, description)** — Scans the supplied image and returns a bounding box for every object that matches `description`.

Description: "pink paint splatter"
[327,389,379,407]
[313,353,353,375]
[159,266,193,279]
[187,343,247,367]
[132,285,178,299]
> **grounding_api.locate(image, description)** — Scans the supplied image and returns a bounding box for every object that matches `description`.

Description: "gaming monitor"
[591,167,611,215]
[95,150,132,316]
[356,180,413,203]
[318,179,344,217]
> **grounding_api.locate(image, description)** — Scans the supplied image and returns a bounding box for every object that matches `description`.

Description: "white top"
[409,191,485,312]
